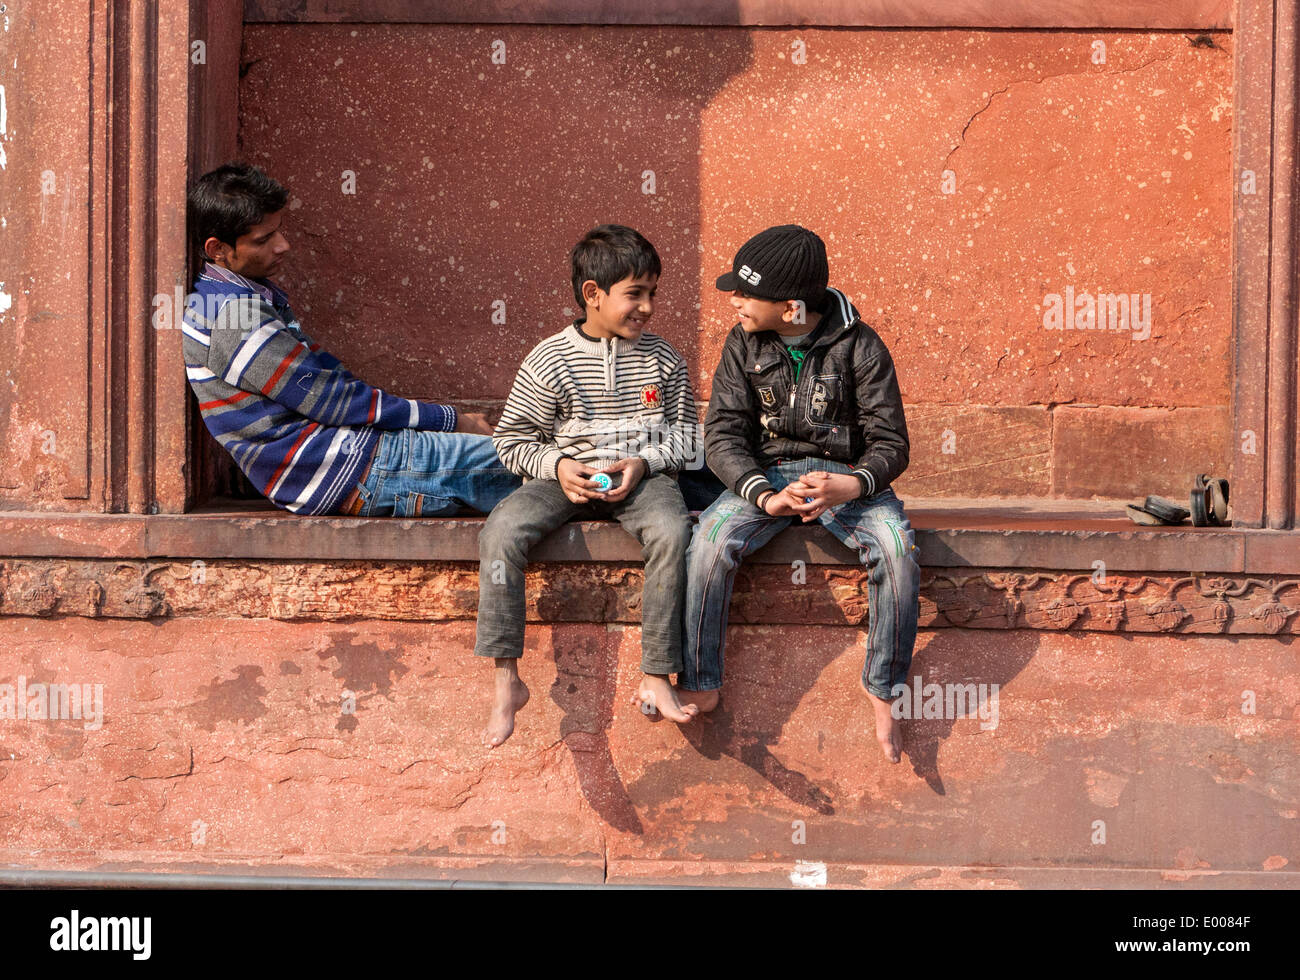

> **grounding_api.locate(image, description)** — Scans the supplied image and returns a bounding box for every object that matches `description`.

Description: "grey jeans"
[474,473,693,674]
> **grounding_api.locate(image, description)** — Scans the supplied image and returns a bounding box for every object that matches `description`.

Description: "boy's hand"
[784,471,861,522]
[454,411,495,436]
[596,456,647,503]
[760,488,801,517]
[556,457,603,504]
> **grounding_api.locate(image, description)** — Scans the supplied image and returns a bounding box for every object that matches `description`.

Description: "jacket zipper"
[777,343,799,409]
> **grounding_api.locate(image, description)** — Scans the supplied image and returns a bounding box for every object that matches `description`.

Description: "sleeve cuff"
[851,467,876,499]
[538,449,565,481]
[418,401,456,432]
[737,469,776,507]
[638,450,668,476]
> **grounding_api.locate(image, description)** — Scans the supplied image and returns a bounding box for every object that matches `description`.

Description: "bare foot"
[675,686,721,714]
[483,660,530,748]
[861,677,902,763]
[631,673,699,723]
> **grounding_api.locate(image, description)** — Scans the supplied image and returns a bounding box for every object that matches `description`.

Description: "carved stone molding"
[916,571,1298,634]
[1,558,1296,634]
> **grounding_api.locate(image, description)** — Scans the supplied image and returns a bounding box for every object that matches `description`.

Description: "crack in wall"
[943,53,1179,171]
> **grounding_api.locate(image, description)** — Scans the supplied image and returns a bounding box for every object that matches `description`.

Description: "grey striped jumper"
[492,323,700,481]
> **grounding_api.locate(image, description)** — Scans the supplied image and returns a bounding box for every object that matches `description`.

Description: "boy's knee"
[479,510,522,563]
[686,526,733,573]
[643,516,692,559]
[667,518,693,556]
[864,537,922,583]
[685,522,714,558]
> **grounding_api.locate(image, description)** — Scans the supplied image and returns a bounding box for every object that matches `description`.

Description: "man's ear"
[581,279,603,308]
[203,236,230,263]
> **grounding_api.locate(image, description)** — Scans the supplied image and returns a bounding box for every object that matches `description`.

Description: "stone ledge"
[2,557,1297,634]
[0,498,1295,575]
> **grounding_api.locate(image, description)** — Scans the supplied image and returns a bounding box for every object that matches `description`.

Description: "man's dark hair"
[570,224,661,309]
[187,162,288,256]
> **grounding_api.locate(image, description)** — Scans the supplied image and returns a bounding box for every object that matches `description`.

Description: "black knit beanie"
[715,225,829,308]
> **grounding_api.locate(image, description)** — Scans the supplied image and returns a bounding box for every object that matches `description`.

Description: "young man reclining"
[182,162,520,517]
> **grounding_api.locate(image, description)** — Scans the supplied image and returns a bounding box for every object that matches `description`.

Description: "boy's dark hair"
[570,224,661,309]
[187,162,288,256]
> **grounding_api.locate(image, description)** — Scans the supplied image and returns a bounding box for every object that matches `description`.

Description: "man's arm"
[638,356,700,476]
[307,344,357,384]
[302,338,482,432]
[276,308,358,382]
[492,361,566,480]
[849,333,910,498]
[704,329,776,507]
[208,297,456,431]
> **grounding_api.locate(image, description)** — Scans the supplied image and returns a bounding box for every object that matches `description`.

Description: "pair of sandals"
[1126,473,1230,527]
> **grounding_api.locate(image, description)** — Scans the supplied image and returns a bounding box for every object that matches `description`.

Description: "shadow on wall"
[677,627,1037,805]
[548,623,1038,834]
[237,22,757,405]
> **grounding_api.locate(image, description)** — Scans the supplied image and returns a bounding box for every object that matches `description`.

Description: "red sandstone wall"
[3,12,1283,889]
[238,25,1233,500]
[1,616,1295,885]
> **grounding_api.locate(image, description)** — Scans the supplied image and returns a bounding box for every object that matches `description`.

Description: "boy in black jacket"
[677,225,921,763]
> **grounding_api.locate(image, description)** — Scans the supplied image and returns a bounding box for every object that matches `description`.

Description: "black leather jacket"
[704,287,910,506]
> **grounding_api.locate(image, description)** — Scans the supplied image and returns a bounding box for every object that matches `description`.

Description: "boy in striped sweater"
[182,163,519,518]
[477,225,700,748]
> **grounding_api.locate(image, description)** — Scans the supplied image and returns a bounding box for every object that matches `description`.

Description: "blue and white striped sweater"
[181,263,456,515]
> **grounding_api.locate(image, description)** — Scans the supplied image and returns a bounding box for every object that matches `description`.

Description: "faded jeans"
[474,473,693,674]
[350,429,521,517]
[681,457,921,699]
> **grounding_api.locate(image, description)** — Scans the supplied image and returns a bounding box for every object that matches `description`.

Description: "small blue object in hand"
[592,473,614,492]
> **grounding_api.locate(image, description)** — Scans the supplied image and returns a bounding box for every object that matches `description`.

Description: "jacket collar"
[753,286,859,350]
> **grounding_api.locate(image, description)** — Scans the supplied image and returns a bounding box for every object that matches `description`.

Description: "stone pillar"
[1233,0,1300,529]
[0,0,240,514]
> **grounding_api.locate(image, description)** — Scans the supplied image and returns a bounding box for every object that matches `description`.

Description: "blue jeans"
[681,457,921,699]
[351,429,521,516]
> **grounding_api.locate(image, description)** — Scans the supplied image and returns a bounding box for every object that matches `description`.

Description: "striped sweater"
[493,322,699,480]
[181,263,457,515]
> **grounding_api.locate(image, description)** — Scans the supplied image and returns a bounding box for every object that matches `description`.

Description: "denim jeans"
[350,429,521,516]
[475,473,693,674]
[681,457,921,699]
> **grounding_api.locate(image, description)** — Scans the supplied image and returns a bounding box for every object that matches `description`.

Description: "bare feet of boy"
[861,677,902,763]
[675,686,720,714]
[483,659,530,749]
[631,674,700,723]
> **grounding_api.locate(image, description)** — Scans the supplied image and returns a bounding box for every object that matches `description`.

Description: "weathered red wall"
[1,615,1295,885]
[5,9,1292,890]
[238,25,1233,500]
